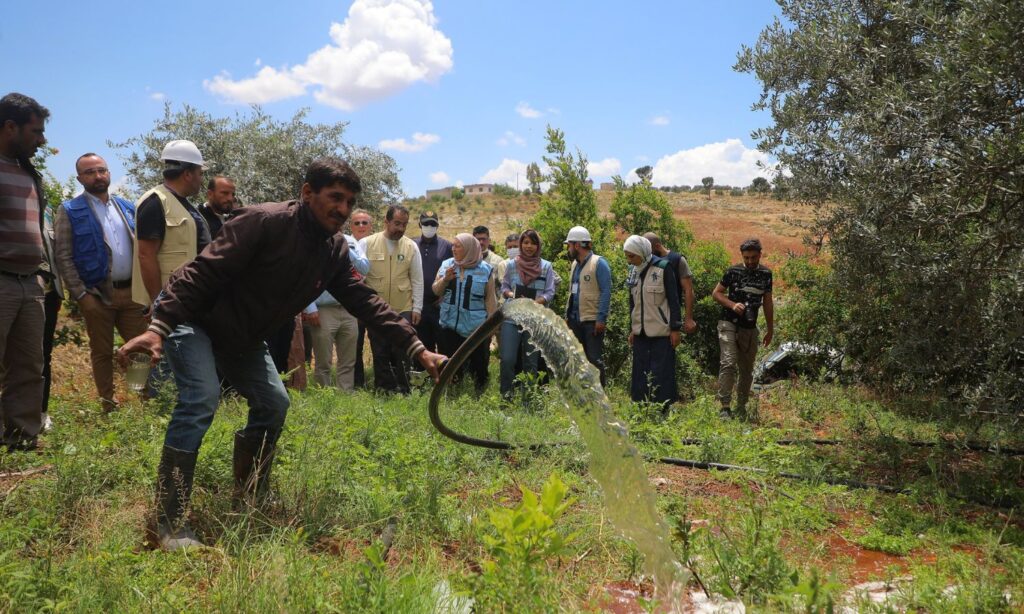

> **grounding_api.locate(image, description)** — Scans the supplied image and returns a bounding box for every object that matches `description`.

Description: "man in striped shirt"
[0,92,52,452]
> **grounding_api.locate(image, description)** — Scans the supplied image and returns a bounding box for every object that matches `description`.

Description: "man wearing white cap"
[564,225,612,386]
[132,140,212,308]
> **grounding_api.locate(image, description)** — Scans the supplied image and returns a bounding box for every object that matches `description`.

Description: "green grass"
[2,373,1023,612]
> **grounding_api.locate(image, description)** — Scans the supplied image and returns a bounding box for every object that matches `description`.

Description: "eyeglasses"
[79,167,110,176]
[420,221,438,228]
[352,220,371,226]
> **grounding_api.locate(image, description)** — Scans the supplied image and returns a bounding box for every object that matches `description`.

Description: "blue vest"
[63,194,136,288]
[438,259,492,337]
[504,258,552,300]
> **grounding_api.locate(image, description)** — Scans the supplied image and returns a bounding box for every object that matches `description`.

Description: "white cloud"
[378,132,440,153]
[429,171,450,184]
[479,158,529,186]
[652,139,771,187]
[515,101,542,118]
[649,115,670,126]
[205,0,453,110]
[254,58,262,67]
[205,66,306,104]
[546,107,560,115]
[149,92,166,101]
[496,130,526,147]
[587,157,621,177]
[454,179,464,188]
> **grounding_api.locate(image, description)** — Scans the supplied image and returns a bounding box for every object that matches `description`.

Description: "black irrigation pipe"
[674,437,1024,457]
[427,310,908,495]
[427,310,1020,503]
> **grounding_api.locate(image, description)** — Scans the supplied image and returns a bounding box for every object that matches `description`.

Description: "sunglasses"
[352,220,371,226]
[420,221,439,227]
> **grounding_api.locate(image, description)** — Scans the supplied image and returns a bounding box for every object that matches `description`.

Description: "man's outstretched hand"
[417,349,448,383]
[117,331,164,367]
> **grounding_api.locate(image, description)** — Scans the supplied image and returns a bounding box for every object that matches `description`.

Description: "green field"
[2,356,1022,612]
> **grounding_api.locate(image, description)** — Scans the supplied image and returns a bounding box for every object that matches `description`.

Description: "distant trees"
[701,176,714,199]
[749,176,770,197]
[112,105,401,210]
[634,165,653,184]
[737,0,1024,414]
[526,161,544,195]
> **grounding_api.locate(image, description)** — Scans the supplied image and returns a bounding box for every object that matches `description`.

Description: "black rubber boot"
[155,445,202,551]
[233,429,278,508]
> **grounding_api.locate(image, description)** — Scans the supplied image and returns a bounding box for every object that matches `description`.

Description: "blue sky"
[2,0,782,199]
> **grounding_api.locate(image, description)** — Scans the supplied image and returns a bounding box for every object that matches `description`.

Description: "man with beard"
[198,176,236,238]
[0,92,60,451]
[711,238,774,419]
[55,153,148,411]
[118,157,446,550]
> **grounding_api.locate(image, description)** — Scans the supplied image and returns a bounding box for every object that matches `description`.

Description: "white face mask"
[507,248,520,259]
[420,225,438,239]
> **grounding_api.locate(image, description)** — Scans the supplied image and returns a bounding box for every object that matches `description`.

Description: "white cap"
[564,225,592,243]
[160,140,207,169]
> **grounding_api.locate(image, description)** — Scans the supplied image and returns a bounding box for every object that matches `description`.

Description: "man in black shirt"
[711,238,774,418]
[133,140,212,307]
[197,175,236,238]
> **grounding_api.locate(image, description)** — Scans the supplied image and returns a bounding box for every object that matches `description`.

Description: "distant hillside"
[401,191,815,266]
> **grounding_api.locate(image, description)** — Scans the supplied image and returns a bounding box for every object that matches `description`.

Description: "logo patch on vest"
[651,271,660,282]
[584,274,591,282]
[397,254,406,261]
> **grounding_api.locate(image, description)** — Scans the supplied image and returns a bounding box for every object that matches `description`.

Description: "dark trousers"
[266,319,295,374]
[415,304,443,353]
[42,290,61,413]
[368,311,412,394]
[354,322,366,388]
[631,335,677,413]
[569,320,606,386]
[439,327,489,392]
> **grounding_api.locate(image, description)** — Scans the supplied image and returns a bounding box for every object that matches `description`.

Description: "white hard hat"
[564,225,592,243]
[160,140,207,168]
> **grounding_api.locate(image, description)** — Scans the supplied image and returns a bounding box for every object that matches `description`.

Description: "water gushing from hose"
[500,299,687,600]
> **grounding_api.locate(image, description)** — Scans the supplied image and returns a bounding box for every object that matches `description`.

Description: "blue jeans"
[163,323,290,452]
[499,321,540,397]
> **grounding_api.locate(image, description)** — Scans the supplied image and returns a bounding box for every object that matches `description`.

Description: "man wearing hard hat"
[131,140,212,309]
[564,225,612,386]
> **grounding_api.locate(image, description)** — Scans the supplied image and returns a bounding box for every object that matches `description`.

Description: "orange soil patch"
[648,465,748,500]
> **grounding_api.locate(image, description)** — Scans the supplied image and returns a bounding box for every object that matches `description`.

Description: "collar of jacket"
[295,199,336,242]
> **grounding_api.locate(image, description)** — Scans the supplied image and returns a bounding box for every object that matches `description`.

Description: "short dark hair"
[740,238,762,252]
[505,233,519,244]
[385,204,409,221]
[207,175,233,191]
[472,225,490,237]
[519,229,541,250]
[0,93,50,127]
[643,232,662,248]
[163,163,200,180]
[304,157,362,194]
[75,152,101,173]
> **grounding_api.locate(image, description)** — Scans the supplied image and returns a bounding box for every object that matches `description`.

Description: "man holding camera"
[711,238,773,419]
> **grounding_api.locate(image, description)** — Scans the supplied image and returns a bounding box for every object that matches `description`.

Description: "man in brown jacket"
[119,158,446,551]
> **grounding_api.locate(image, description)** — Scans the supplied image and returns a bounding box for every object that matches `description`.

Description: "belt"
[112,279,132,289]
[0,269,40,280]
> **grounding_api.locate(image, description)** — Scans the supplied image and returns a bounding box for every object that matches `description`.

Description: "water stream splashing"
[501,299,688,602]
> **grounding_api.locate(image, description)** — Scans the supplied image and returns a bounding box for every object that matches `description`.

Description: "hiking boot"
[155,445,202,551]
[718,407,733,420]
[232,429,278,509]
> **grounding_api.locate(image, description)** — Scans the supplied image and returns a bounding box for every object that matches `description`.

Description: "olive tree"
[110,104,402,210]
[737,0,1024,414]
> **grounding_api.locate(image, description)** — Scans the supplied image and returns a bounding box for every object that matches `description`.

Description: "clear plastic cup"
[125,352,152,392]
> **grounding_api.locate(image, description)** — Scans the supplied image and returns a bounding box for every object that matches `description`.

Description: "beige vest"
[363,232,417,314]
[630,261,672,337]
[483,250,506,302]
[131,184,197,306]
[567,254,603,322]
